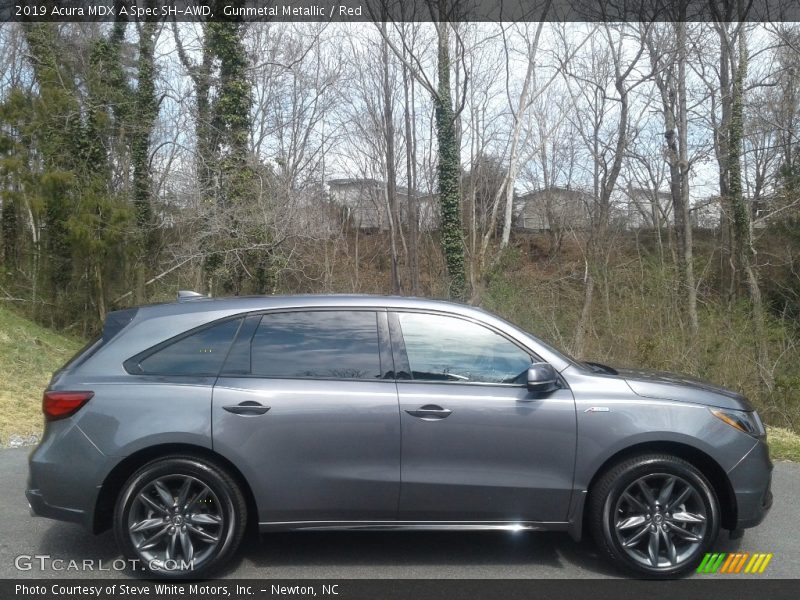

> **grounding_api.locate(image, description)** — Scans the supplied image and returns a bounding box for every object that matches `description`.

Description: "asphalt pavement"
[0,448,796,579]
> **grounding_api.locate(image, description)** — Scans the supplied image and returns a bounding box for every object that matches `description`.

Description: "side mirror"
[527,362,559,394]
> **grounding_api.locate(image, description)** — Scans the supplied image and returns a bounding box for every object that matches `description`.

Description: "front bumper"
[728,439,773,529]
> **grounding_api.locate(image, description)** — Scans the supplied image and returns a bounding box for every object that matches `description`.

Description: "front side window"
[397,312,531,384]
[251,311,381,379]
[132,318,242,376]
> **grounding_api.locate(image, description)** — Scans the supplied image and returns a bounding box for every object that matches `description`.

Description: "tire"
[588,453,720,578]
[113,455,247,578]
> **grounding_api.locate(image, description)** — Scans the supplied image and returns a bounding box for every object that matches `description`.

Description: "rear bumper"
[26,488,89,527]
[728,439,773,529]
[26,421,107,532]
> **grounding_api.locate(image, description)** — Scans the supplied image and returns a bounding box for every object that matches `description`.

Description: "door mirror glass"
[527,363,559,393]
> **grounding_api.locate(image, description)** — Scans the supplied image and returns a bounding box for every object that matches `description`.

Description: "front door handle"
[223,401,271,416]
[405,404,452,420]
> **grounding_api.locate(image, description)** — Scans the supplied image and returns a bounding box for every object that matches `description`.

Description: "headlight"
[710,408,766,438]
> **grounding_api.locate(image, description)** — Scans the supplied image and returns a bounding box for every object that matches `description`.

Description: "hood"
[615,367,754,411]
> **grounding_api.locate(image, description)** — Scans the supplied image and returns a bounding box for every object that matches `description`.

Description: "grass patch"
[767,427,800,462]
[0,305,83,446]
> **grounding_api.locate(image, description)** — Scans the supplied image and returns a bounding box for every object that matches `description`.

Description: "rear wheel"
[114,456,247,578]
[588,454,720,577]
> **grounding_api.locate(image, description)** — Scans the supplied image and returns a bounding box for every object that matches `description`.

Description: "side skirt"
[258,520,570,532]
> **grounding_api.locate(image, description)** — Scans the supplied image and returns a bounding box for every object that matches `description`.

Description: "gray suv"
[27,294,772,578]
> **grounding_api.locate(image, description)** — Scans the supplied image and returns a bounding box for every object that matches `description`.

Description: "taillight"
[42,391,94,421]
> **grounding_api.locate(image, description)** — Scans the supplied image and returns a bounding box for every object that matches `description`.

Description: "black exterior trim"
[376,310,395,380]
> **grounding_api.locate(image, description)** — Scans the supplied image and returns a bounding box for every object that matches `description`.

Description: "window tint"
[251,311,381,379]
[397,313,531,384]
[135,318,242,376]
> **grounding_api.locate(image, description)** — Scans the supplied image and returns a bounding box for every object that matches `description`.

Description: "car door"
[391,311,577,523]
[212,309,401,523]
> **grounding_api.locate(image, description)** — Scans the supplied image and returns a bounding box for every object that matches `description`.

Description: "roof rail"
[177,290,208,302]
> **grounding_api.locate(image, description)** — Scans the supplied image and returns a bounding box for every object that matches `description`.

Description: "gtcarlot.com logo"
[14,554,194,572]
[697,552,774,574]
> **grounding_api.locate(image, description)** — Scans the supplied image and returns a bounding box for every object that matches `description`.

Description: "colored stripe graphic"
[696,553,713,573]
[697,553,727,573]
[697,552,773,574]
[720,554,736,573]
[758,554,773,573]
[746,554,761,573]
[733,553,750,573]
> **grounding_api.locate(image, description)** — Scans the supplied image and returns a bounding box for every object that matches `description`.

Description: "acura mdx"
[27,294,772,577]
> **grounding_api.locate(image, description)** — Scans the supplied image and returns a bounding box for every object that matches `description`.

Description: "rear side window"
[128,318,242,376]
[250,311,381,379]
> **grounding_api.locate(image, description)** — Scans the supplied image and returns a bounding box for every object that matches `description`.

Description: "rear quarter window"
[125,318,242,376]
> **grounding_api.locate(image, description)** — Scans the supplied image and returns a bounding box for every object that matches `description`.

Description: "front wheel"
[113,456,247,578]
[588,454,720,577]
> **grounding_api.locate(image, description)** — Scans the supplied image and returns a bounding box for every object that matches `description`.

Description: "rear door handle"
[223,401,271,416]
[405,404,452,420]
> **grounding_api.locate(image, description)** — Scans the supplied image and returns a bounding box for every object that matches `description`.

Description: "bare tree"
[400,21,422,294]
[644,17,699,333]
[709,4,773,390]
[375,1,470,299]
[559,22,650,356]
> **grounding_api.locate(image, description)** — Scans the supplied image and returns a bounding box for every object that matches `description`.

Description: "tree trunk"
[403,60,420,295]
[727,23,773,390]
[676,20,699,334]
[1,192,19,270]
[132,20,158,303]
[651,19,699,334]
[499,17,550,249]
[435,7,466,300]
[716,21,736,301]
[573,263,594,358]
[381,23,402,294]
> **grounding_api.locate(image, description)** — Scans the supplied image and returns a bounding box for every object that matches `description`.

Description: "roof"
[517,186,590,200]
[327,178,423,198]
[327,178,384,187]
[138,293,475,318]
[626,187,671,200]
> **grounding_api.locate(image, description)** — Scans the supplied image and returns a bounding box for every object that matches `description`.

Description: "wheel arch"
[583,441,738,532]
[93,443,259,535]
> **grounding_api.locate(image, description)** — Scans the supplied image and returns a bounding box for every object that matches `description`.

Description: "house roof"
[327,178,433,201]
[626,186,671,201]
[516,186,590,200]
